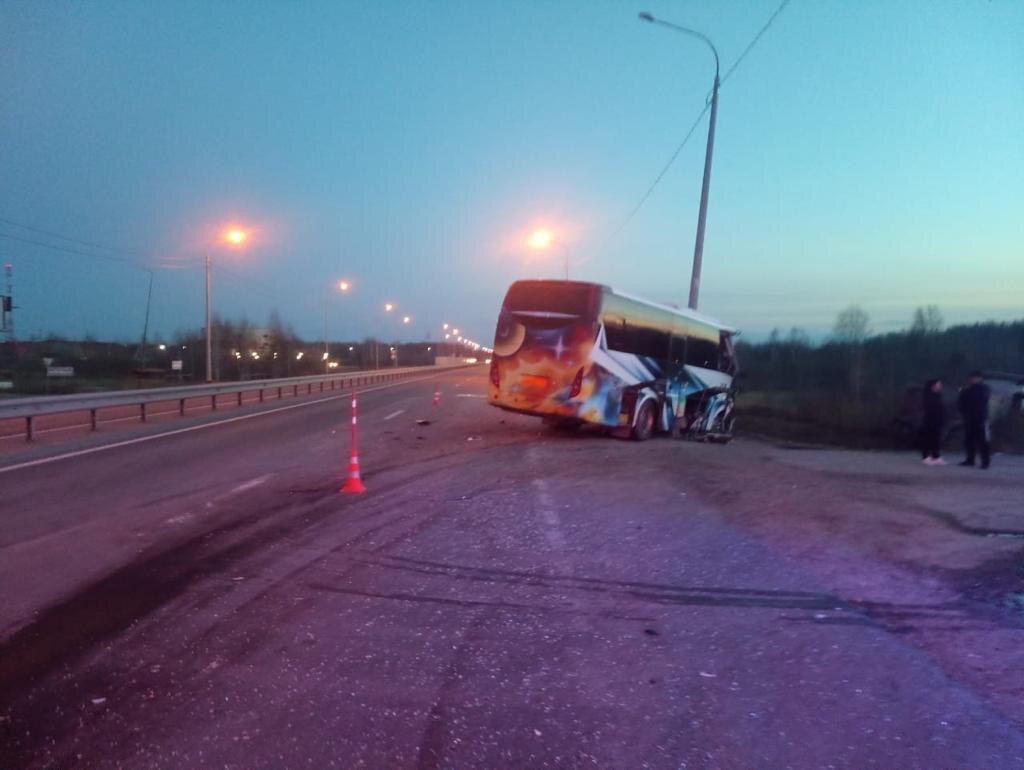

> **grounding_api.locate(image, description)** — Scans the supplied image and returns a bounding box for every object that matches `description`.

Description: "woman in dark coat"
[920,379,946,465]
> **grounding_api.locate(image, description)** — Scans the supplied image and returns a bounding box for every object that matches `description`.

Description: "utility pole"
[2,263,14,343]
[137,270,153,367]
[205,254,213,382]
[323,300,329,373]
[639,12,720,311]
[690,70,719,310]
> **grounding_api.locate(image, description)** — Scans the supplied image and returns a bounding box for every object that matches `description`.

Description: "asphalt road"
[2,367,1023,769]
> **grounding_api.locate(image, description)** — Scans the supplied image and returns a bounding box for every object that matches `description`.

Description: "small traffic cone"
[432,387,441,405]
[341,390,367,494]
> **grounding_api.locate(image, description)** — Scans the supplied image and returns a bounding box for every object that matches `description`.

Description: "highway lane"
[0,368,481,636]
[2,369,1024,768]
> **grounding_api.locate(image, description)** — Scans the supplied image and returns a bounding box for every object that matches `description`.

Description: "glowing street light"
[384,302,394,312]
[528,228,553,250]
[402,315,411,324]
[442,323,449,330]
[528,227,569,280]
[325,279,354,372]
[225,228,248,246]
[206,225,251,382]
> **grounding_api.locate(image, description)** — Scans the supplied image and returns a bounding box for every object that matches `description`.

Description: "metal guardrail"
[0,364,472,441]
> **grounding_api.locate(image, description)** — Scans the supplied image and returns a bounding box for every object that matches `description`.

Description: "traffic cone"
[432,387,441,406]
[341,390,367,494]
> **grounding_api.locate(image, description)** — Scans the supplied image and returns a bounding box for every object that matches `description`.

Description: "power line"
[606,104,710,241]
[0,216,147,260]
[605,0,792,244]
[720,0,792,88]
[0,230,152,272]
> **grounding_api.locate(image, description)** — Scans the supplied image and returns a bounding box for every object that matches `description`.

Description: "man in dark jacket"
[957,371,991,469]
[920,379,946,465]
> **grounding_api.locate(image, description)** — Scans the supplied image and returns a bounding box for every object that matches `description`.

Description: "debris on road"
[416,419,432,426]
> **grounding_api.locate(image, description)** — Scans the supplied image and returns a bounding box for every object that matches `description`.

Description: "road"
[2,367,1023,768]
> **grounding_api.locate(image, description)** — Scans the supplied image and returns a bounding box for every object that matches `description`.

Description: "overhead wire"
[602,0,792,246]
[0,230,152,272]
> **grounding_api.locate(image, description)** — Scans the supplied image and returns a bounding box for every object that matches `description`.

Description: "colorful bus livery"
[488,280,738,440]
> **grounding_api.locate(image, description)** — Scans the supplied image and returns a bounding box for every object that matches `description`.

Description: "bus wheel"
[631,400,656,441]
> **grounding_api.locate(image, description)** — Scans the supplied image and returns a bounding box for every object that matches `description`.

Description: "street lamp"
[206,226,249,381]
[324,279,353,373]
[528,228,569,280]
[638,11,720,311]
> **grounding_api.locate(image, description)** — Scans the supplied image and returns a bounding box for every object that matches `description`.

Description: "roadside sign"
[46,366,74,377]
[171,360,183,371]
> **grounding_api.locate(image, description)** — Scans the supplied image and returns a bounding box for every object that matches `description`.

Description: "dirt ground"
[671,436,1024,726]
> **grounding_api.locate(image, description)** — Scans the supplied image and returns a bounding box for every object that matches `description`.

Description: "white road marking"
[383,409,405,421]
[0,372,448,475]
[531,477,566,550]
[230,474,271,494]
[456,394,486,398]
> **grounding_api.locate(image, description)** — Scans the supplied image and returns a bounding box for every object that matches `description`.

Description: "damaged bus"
[488,279,739,440]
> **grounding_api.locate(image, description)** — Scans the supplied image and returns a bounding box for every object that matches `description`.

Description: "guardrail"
[0,364,472,441]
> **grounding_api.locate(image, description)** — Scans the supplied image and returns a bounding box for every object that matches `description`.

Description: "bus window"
[504,282,596,317]
[719,334,739,375]
[669,335,687,371]
[605,320,671,362]
[685,337,718,369]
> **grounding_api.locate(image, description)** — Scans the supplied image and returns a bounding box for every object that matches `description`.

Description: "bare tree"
[832,305,870,343]
[910,305,943,335]
[833,305,870,401]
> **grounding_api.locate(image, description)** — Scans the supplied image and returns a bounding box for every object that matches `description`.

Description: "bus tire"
[631,400,656,441]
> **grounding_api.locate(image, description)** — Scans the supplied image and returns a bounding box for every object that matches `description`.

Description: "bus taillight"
[569,367,584,398]
[489,357,500,387]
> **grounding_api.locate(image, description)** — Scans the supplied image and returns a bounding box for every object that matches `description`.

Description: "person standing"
[920,379,946,465]
[957,370,991,469]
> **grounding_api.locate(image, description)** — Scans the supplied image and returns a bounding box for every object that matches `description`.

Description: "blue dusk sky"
[1,0,1021,344]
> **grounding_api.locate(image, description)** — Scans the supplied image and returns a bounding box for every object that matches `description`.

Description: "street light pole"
[639,12,720,310]
[205,254,213,382]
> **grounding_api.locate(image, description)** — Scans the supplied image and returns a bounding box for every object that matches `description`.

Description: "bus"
[487,279,739,440]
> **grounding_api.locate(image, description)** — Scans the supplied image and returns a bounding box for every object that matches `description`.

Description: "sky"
[1,0,1021,345]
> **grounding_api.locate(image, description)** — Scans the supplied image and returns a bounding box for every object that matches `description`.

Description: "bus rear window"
[503,281,597,317]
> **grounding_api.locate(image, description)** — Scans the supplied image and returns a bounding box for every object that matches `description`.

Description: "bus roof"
[607,286,737,334]
[505,279,738,334]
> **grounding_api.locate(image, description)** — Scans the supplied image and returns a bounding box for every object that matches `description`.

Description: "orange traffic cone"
[340,390,367,494]
[432,387,441,406]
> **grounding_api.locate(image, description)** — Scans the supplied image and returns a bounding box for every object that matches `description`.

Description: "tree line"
[735,305,1024,445]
